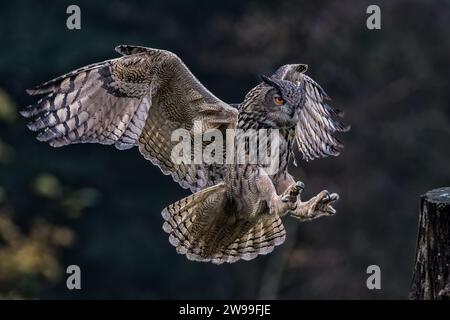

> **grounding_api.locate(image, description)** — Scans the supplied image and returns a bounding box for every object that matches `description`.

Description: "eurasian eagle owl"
[22,45,349,264]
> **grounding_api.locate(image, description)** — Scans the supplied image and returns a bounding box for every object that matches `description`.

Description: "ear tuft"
[260,75,271,83]
[295,64,308,73]
[260,75,279,89]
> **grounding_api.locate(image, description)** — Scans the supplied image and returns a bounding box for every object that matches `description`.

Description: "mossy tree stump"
[410,187,450,300]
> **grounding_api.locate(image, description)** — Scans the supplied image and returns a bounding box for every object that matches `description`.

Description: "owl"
[22,45,349,264]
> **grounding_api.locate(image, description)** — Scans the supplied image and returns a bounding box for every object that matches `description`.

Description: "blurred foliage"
[0,90,99,298]
[0,90,16,124]
[0,90,16,164]
[0,0,449,299]
[0,213,74,298]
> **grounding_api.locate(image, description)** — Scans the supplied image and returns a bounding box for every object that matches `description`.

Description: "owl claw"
[295,181,305,193]
[281,181,305,204]
[290,190,340,221]
[312,190,339,216]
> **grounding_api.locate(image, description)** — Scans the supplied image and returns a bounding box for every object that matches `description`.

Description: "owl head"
[240,74,305,129]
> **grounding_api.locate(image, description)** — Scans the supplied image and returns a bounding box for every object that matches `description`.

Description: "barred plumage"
[22,46,238,192]
[22,46,348,264]
[296,75,350,161]
[161,182,286,264]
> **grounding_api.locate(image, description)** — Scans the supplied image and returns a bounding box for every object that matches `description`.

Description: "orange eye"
[274,96,285,106]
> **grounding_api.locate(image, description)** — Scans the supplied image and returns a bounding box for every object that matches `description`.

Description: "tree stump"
[410,187,450,300]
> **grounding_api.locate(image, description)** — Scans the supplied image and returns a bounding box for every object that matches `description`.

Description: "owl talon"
[313,190,339,216]
[290,190,340,221]
[295,181,305,194]
[282,181,305,203]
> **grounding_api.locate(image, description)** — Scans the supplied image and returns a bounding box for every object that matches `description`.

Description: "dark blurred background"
[0,0,449,299]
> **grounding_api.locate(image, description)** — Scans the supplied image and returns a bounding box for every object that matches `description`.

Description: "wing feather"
[295,75,349,161]
[22,46,238,192]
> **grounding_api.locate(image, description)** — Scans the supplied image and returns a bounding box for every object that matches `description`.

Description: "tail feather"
[161,183,286,264]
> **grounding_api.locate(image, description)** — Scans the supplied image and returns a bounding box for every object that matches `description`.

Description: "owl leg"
[290,190,339,221]
[274,172,304,195]
[255,172,301,217]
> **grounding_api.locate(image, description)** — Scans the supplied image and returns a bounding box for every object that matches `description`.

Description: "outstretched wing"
[22,45,238,192]
[272,64,349,162]
[295,75,350,161]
